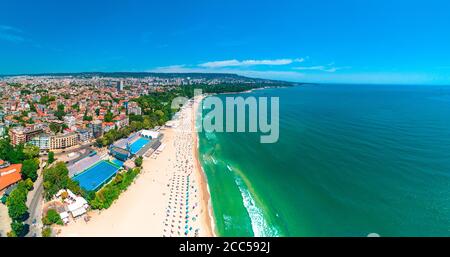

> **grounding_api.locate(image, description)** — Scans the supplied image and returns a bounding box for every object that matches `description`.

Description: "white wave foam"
[205,131,217,141]
[234,176,279,237]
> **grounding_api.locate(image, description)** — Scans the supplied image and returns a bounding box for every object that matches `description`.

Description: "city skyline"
[1,0,450,85]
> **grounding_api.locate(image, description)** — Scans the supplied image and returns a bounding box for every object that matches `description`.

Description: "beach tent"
[67,189,77,200]
[55,189,65,198]
[59,211,69,220]
[67,196,88,213]
[71,207,86,218]
[141,130,160,139]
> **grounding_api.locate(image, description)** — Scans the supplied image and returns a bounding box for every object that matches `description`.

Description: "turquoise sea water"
[198,84,450,236]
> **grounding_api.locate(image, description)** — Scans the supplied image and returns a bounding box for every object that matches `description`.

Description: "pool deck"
[135,137,162,157]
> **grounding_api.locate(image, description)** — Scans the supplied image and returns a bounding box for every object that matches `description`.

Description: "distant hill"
[1,71,244,79]
[0,72,297,85]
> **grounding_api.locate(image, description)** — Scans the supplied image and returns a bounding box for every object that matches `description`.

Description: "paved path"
[0,203,11,237]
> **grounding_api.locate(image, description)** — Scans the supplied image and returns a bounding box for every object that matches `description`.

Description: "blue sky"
[1,0,450,84]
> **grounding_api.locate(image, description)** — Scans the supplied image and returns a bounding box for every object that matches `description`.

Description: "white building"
[77,129,92,143]
[141,130,160,139]
[30,134,50,150]
[63,115,77,128]
[0,123,6,137]
[128,106,142,116]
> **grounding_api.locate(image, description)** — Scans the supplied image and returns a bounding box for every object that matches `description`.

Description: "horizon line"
[1,70,449,87]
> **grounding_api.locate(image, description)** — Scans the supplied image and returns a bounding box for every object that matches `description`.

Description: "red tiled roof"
[0,164,22,191]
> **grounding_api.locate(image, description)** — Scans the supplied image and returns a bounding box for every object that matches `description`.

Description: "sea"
[198,84,450,236]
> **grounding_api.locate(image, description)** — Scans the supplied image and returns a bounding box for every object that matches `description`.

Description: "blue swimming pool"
[73,160,120,191]
[129,137,151,155]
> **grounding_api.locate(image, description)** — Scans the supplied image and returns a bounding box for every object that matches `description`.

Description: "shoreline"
[54,87,284,237]
[192,95,217,237]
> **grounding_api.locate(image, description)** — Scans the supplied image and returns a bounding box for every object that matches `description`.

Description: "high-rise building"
[90,120,103,138]
[117,80,124,91]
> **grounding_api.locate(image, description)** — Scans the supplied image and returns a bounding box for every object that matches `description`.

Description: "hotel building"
[49,133,78,150]
[9,126,44,146]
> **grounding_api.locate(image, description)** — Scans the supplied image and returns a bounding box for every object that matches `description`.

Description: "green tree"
[42,209,63,225]
[0,138,14,161]
[71,103,80,111]
[55,104,66,120]
[134,156,143,167]
[42,227,52,237]
[48,151,55,164]
[22,158,40,181]
[89,168,141,210]
[95,138,104,148]
[49,123,61,134]
[23,144,40,159]
[7,183,29,222]
[24,178,34,191]
[155,110,164,117]
[7,199,28,222]
[6,144,26,164]
[104,111,114,122]
[43,162,80,200]
[11,221,29,237]
[29,101,37,112]
[6,188,28,221]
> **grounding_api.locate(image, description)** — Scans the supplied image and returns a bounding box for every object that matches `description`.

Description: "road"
[25,160,45,237]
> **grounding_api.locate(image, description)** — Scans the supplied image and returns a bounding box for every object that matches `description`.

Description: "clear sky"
[1,0,450,84]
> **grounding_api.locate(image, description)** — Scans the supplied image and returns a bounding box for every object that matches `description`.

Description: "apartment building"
[49,133,78,150]
[9,126,44,146]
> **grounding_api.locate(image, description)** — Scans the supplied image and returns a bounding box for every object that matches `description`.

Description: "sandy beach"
[58,95,214,237]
